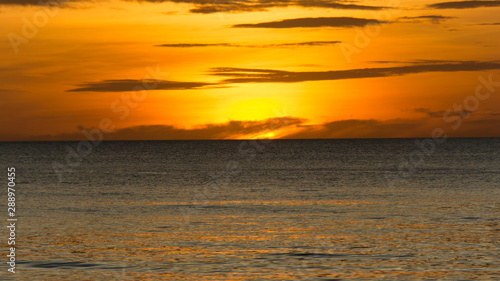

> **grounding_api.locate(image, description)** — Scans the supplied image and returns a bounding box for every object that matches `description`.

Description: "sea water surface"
[0,138,499,280]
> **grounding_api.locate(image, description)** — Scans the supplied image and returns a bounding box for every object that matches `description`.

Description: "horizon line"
[1,136,499,143]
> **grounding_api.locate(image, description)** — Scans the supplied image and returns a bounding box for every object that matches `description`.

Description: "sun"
[240,131,277,140]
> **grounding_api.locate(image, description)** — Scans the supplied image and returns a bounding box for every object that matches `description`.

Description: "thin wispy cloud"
[0,0,60,4]
[232,17,386,28]
[397,15,455,24]
[269,41,341,47]
[428,0,500,9]
[414,108,471,118]
[163,0,389,14]
[210,61,500,84]
[233,17,385,28]
[156,43,233,48]
[296,0,386,10]
[371,59,468,64]
[67,79,215,92]
[477,22,500,25]
[156,41,342,48]
[0,0,87,6]
[0,0,389,13]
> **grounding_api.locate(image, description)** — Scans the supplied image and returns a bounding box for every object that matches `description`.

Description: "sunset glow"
[1,0,499,140]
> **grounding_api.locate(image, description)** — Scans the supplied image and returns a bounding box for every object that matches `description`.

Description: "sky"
[1,0,499,140]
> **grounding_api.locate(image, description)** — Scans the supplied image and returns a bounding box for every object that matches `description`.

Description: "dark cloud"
[283,119,424,139]
[27,118,416,140]
[397,15,455,24]
[415,108,500,119]
[173,0,389,14]
[107,117,304,140]
[287,118,500,139]
[188,3,272,14]
[156,43,233,47]
[296,0,386,10]
[477,22,500,25]
[0,0,389,13]
[210,61,500,84]
[427,0,500,9]
[31,116,306,141]
[67,79,215,92]
[0,0,53,4]
[67,61,500,93]
[271,41,341,47]
[0,89,22,94]
[410,59,472,64]
[23,114,500,141]
[372,59,471,64]
[232,17,385,28]
[414,108,471,118]
[156,41,341,48]
[0,0,83,6]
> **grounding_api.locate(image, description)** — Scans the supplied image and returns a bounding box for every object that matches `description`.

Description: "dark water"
[0,138,499,280]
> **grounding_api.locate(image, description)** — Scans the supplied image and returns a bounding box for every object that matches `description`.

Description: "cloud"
[110,117,304,140]
[188,3,272,14]
[415,108,500,119]
[67,79,215,92]
[210,61,500,84]
[397,15,455,24]
[371,59,466,64]
[0,0,86,7]
[23,113,500,141]
[27,117,413,140]
[427,0,500,9]
[271,41,341,47]
[296,0,386,10]
[156,43,233,48]
[232,17,386,28]
[0,0,56,4]
[414,108,471,118]
[0,0,389,13]
[282,119,424,139]
[67,61,500,93]
[0,89,22,94]
[172,0,389,14]
[477,22,500,25]
[156,41,341,48]
[30,117,306,141]
[282,117,500,139]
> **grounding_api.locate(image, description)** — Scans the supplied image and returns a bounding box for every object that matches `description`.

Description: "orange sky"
[1,0,499,140]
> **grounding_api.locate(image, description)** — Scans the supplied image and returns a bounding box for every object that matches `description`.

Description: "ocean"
[0,138,499,280]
